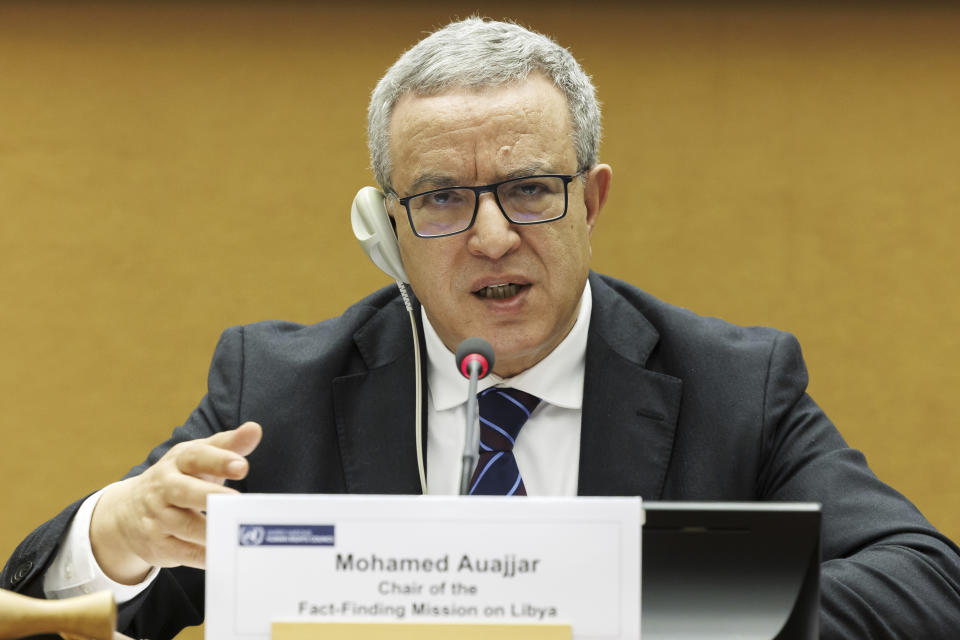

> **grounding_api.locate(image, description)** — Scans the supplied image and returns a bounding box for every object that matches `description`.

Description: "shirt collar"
[423,279,591,411]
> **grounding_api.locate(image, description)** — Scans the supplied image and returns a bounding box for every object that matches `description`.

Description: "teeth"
[477,283,522,299]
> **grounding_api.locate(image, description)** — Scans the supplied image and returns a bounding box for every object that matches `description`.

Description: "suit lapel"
[578,274,682,499]
[333,296,425,494]
[331,276,681,498]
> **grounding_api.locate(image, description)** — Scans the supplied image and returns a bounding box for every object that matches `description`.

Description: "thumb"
[208,421,263,457]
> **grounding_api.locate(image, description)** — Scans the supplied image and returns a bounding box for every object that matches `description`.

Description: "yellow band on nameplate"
[272,621,571,639]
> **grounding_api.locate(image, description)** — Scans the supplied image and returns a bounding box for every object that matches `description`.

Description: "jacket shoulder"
[223,284,408,368]
[592,273,799,375]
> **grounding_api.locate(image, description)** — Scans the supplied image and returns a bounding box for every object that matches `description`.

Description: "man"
[5,17,960,639]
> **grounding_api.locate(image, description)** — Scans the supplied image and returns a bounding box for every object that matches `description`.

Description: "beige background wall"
[2,2,958,637]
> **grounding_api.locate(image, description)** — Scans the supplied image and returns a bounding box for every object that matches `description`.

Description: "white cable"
[397,281,426,494]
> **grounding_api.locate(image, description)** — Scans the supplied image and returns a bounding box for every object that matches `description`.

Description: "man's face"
[387,73,611,377]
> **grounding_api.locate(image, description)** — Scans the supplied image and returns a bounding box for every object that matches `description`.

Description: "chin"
[484,331,551,375]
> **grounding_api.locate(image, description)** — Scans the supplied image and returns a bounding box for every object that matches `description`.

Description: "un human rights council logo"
[238,525,266,546]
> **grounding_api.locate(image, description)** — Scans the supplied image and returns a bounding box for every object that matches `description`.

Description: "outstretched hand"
[89,422,262,584]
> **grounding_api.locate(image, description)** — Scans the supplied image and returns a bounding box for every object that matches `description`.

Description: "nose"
[466,193,521,260]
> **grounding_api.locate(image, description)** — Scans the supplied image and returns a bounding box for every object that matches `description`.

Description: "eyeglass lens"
[408,176,568,237]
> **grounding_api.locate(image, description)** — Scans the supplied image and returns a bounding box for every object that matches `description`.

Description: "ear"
[583,164,612,233]
[384,196,399,233]
[383,198,397,235]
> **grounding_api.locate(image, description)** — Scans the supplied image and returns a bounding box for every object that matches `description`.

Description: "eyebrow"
[503,163,555,179]
[407,173,461,194]
[406,163,557,195]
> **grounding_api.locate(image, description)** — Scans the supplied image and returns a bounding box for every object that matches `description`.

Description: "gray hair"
[367,17,601,190]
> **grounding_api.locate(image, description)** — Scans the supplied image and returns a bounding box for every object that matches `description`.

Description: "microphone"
[456,337,495,495]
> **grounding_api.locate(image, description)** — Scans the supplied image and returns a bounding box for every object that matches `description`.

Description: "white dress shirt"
[424,280,590,496]
[44,280,592,602]
[42,483,160,601]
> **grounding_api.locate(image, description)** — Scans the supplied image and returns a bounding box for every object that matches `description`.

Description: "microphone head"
[456,337,495,380]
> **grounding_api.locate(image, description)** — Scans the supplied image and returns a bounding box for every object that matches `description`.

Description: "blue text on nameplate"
[238,525,335,547]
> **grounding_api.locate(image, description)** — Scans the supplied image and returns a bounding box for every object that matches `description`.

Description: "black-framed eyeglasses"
[391,171,586,239]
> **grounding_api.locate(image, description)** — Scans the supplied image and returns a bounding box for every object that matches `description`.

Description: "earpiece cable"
[397,281,426,494]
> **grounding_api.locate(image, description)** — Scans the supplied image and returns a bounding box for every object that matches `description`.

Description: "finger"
[151,536,206,571]
[158,505,208,546]
[176,538,206,570]
[162,473,238,512]
[175,442,249,480]
[205,422,263,457]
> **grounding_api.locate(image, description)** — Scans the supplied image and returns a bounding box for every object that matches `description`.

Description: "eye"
[427,190,463,206]
[518,182,544,196]
[515,181,544,197]
[503,178,554,200]
[410,188,473,214]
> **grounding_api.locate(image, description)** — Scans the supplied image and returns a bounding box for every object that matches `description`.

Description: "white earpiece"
[351,187,425,493]
[350,187,408,283]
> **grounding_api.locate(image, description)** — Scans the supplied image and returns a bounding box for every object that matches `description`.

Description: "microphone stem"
[460,362,481,495]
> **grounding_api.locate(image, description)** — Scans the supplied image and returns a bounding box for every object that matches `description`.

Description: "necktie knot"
[478,386,540,447]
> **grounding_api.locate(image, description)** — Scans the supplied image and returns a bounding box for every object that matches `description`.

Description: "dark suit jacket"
[5,273,960,638]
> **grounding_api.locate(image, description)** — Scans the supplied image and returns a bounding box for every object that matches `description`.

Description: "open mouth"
[473,283,529,299]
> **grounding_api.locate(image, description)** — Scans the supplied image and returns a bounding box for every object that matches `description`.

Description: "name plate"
[206,494,641,639]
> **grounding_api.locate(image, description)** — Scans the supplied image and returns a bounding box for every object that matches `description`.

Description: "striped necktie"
[468,387,541,496]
